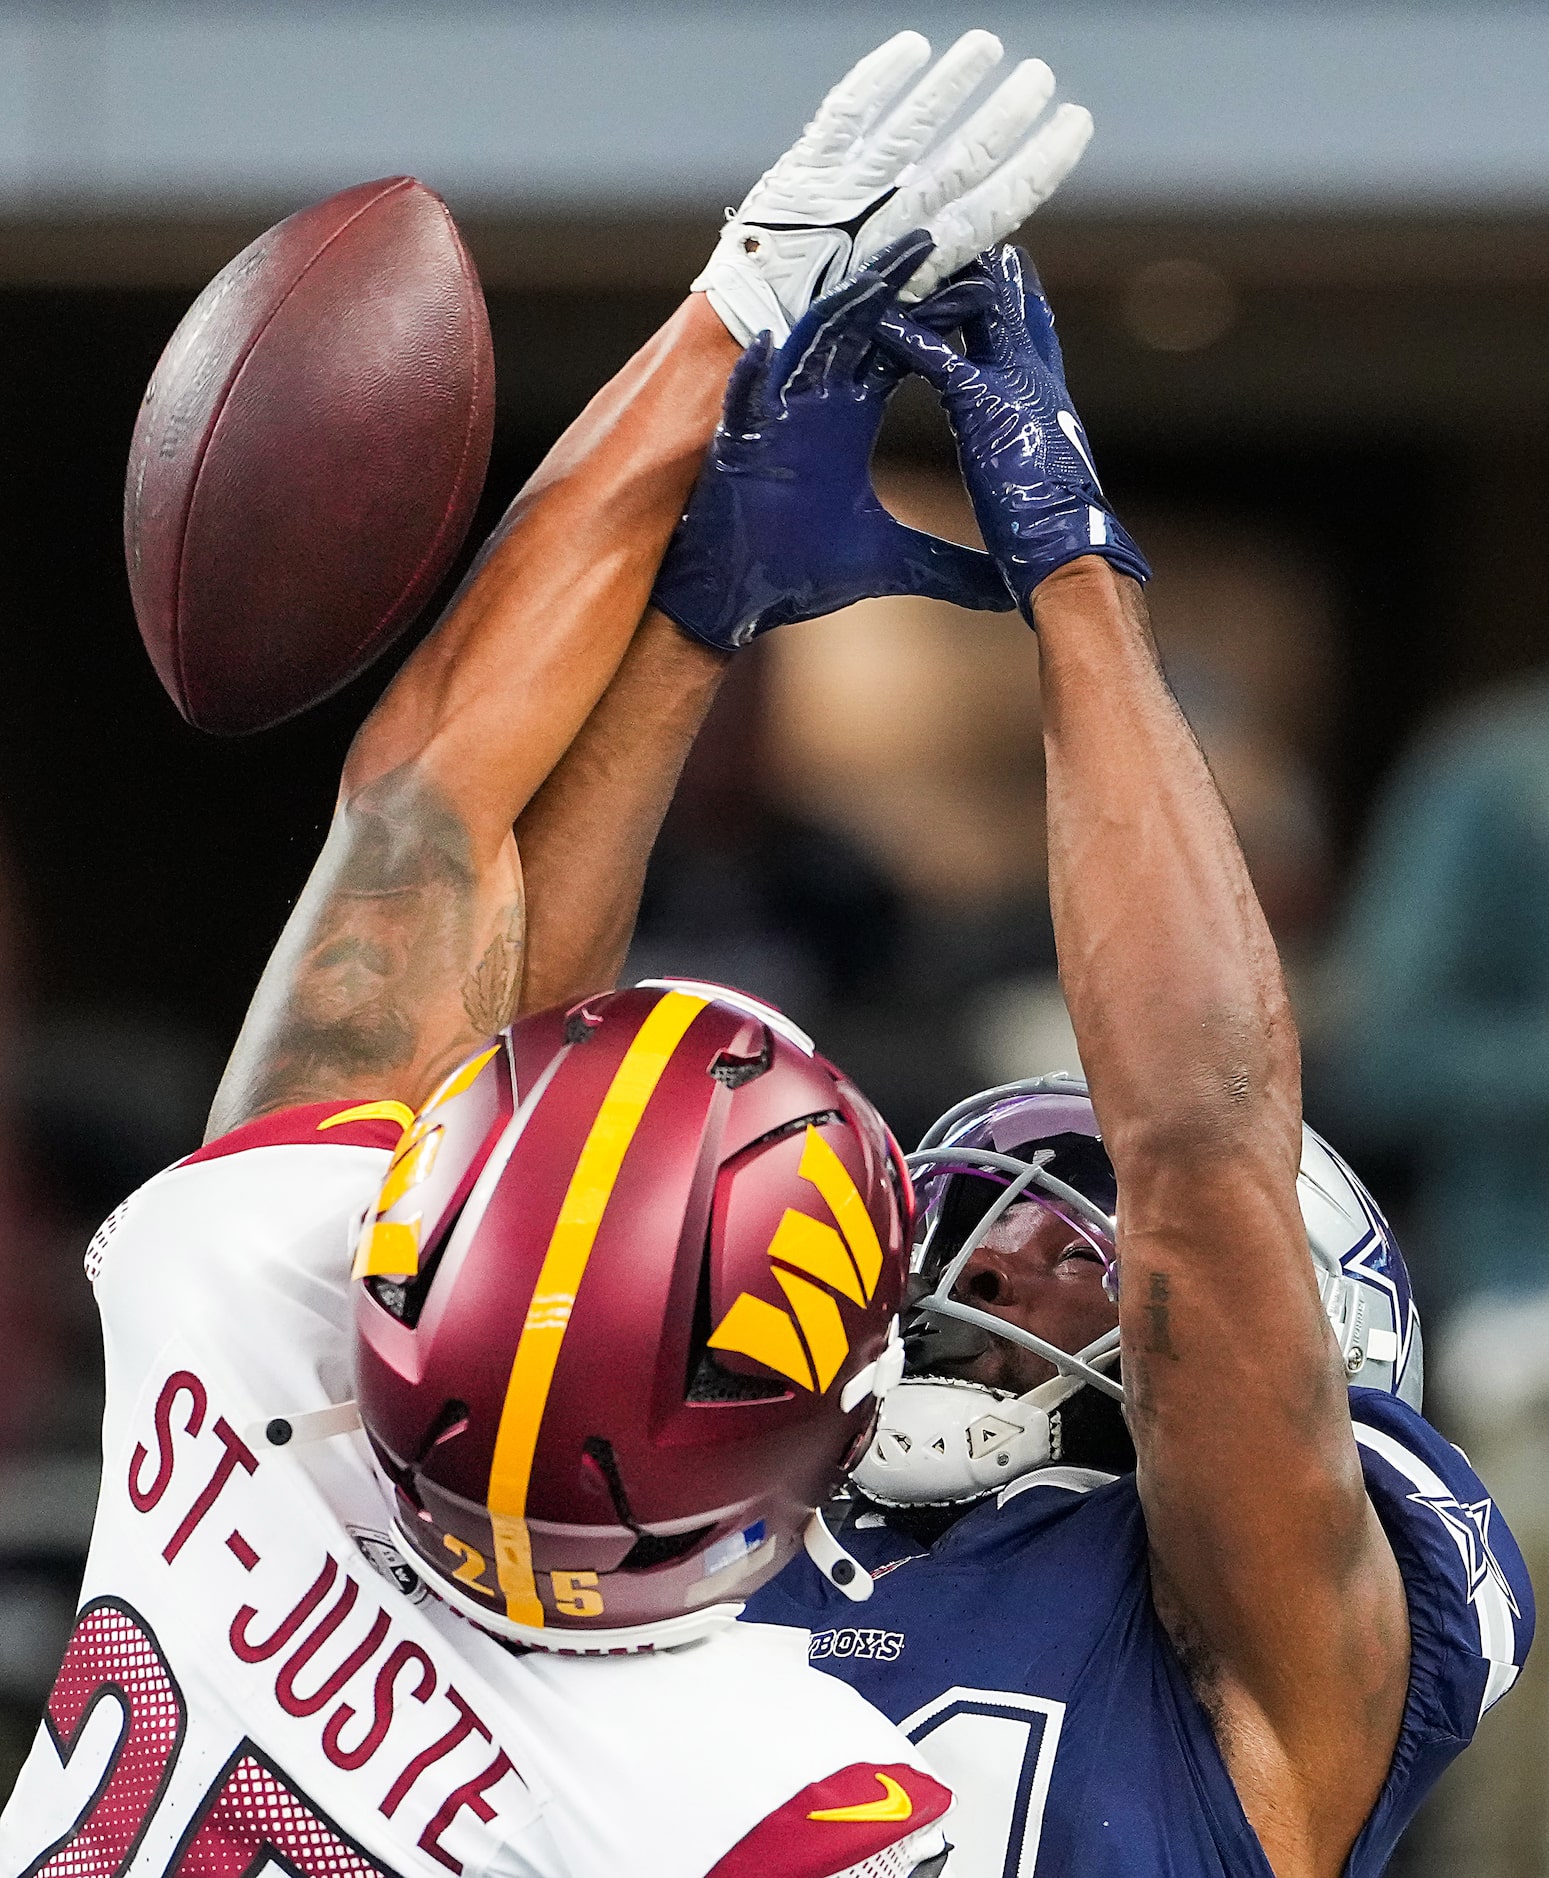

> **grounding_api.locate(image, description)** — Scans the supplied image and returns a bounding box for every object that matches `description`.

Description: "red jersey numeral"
[165,1746,388,1878]
[27,1602,389,1878]
[25,1600,186,1878]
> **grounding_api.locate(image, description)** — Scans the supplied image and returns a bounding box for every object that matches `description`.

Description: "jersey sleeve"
[706,1762,951,1878]
[1347,1389,1535,1870]
[85,1099,408,1421]
[85,1099,410,1296]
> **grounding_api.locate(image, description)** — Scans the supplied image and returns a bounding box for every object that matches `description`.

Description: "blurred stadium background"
[0,3,1547,1868]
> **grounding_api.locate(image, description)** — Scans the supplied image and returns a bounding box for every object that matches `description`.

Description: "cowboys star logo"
[1407,1486,1521,1619]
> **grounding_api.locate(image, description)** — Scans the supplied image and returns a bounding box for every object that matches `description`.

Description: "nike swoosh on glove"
[876,243,1151,616]
[654,229,1014,653]
[693,30,1094,346]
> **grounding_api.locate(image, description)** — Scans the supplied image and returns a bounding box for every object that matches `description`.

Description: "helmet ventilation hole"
[710,1032,772,1088]
[686,1350,790,1403]
[414,1398,471,1464]
[580,1435,714,1572]
[619,1526,714,1571]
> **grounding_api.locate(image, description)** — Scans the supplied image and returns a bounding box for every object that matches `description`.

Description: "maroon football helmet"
[353,981,910,1653]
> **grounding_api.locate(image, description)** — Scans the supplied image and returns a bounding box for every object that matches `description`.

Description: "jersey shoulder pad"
[1350,1388,1534,1726]
[708,1762,951,1878]
[180,1100,412,1167]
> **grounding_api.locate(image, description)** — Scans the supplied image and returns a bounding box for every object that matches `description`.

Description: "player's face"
[943,1198,1118,1394]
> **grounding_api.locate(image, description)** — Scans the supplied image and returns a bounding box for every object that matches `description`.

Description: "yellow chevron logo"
[706,1127,883,1393]
[352,1047,500,1280]
[809,1773,913,1825]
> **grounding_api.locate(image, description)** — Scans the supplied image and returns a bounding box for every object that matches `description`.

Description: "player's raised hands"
[693,30,1094,345]
[877,244,1151,617]
[653,230,1015,653]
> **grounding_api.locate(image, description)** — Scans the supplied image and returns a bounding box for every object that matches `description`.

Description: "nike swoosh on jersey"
[808,1772,912,1824]
[707,1762,950,1876]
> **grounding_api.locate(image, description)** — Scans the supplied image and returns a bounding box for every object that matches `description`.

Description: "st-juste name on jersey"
[0,1105,950,1878]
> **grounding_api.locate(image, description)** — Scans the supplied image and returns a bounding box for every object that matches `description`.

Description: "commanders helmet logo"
[707,1126,884,1392]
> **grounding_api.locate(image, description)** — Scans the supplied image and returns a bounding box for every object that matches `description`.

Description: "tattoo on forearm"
[217,764,521,1129]
[1143,1270,1180,1359]
[462,895,527,1036]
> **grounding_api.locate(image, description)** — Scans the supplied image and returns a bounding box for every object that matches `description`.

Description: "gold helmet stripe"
[486,990,708,1625]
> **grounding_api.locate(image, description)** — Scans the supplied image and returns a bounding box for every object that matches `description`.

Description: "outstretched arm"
[206,33,1097,1139]
[512,609,730,1015]
[886,250,1408,1876]
[1035,562,1406,1876]
[506,236,1031,1016]
[207,298,737,1138]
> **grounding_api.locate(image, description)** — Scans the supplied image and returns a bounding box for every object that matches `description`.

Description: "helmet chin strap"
[803,1508,874,1600]
[245,1401,363,1450]
[249,1403,890,1610]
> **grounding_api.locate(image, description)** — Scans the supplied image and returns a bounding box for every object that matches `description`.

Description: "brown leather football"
[125,176,495,734]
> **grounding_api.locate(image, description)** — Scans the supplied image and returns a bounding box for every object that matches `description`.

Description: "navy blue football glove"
[652,230,1015,653]
[877,243,1149,618]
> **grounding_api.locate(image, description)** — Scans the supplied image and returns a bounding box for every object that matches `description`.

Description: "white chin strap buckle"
[839,1320,907,1414]
[804,1509,872,1601]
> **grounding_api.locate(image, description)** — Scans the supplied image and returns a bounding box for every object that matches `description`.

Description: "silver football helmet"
[852,1074,1423,1508]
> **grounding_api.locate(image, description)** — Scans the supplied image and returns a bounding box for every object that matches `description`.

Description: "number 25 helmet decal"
[352,983,910,1653]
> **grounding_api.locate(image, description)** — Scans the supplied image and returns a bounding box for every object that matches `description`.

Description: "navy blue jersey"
[744,1391,1533,1877]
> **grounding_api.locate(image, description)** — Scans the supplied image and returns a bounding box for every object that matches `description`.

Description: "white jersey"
[0,1104,950,1878]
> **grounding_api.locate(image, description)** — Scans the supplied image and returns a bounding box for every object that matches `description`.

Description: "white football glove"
[693,30,1094,346]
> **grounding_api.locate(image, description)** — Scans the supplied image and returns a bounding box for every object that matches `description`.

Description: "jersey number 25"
[24,1599,388,1878]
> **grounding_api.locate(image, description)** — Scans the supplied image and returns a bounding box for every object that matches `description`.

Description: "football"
[124,176,495,734]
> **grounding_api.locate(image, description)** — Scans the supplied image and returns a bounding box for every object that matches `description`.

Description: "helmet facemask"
[851,1081,1130,1511]
[905,1138,1124,1403]
[851,1072,1424,1514]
